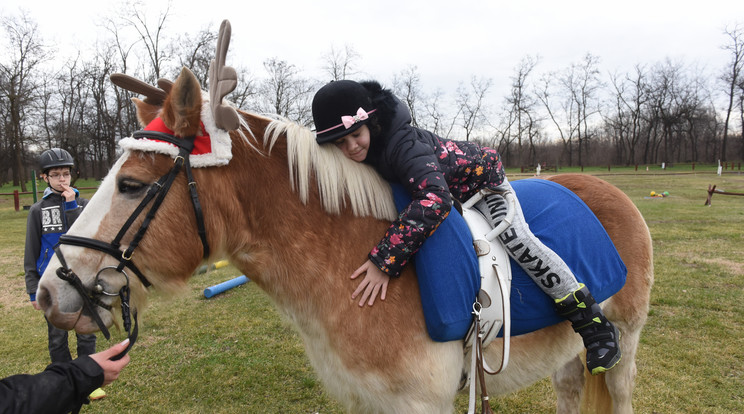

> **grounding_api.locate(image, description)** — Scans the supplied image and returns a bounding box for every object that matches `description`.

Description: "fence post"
[32,170,38,203]
[14,190,20,212]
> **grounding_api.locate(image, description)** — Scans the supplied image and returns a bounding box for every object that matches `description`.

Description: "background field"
[1,166,743,413]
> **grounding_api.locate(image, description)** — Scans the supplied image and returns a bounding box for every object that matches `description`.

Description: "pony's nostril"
[37,286,53,310]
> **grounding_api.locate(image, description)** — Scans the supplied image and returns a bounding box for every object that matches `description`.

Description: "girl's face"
[334,124,370,162]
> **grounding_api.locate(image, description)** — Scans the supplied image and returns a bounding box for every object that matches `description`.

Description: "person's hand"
[89,339,131,387]
[31,300,41,310]
[59,183,76,202]
[350,260,390,307]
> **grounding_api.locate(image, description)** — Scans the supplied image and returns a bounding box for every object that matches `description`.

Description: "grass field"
[1,166,743,413]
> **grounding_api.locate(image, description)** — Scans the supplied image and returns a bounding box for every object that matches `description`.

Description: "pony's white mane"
[264,119,397,221]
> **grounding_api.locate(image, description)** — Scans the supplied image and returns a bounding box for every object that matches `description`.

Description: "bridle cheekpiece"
[54,123,210,360]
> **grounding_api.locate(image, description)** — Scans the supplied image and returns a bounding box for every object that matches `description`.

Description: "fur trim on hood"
[358,80,408,166]
[359,80,401,138]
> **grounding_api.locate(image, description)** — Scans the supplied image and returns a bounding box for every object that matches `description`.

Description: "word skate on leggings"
[474,187,621,374]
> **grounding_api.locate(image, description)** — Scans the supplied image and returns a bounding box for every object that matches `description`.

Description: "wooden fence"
[705,184,744,206]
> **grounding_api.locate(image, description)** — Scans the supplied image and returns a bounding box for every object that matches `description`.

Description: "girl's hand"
[350,260,390,307]
[89,339,131,386]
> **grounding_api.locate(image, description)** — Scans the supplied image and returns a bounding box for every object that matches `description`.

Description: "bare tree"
[85,49,123,177]
[720,24,744,162]
[259,58,316,125]
[320,44,360,81]
[99,17,141,142]
[55,57,90,156]
[172,25,218,86]
[739,77,744,160]
[117,0,172,81]
[674,68,716,163]
[454,76,492,141]
[566,53,603,167]
[539,54,602,166]
[537,72,577,165]
[0,12,50,189]
[502,55,540,166]
[393,65,423,127]
[229,69,259,110]
[421,88,454,138]
[38,72,56,150]
[608,64,649,165]
[647,59,686,164]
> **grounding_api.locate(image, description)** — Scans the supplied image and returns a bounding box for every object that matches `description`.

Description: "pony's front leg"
[343,381,458,414]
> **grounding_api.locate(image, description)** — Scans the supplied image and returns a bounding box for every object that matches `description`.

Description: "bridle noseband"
[53,129,210,360]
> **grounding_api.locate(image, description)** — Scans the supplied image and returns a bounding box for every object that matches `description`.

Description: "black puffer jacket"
[361,82,505,277]
[0,357,103,414]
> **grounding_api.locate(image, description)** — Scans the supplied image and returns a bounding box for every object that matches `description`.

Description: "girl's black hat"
[312,80,376,144]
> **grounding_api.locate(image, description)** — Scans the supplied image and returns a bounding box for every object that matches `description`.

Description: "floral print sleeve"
[368,135,452,277]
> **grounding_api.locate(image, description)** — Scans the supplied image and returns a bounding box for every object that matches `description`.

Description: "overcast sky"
[3,0,744,101]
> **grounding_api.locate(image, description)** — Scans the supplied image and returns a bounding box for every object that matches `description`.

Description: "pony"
[37,21,653,414]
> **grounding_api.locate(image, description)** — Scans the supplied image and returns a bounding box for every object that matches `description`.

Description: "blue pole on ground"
[204,275,249,298]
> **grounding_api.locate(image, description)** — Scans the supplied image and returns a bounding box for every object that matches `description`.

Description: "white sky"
[2,0,744,102]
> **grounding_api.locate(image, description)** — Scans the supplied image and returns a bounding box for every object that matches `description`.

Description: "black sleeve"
[368,130,452,277]
[0,356,104,414]
[23,204,42,298]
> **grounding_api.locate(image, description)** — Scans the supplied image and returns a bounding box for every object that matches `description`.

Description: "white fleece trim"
[118,91,233,168]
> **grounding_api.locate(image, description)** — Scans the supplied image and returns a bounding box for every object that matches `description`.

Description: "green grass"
[1,170,743,413]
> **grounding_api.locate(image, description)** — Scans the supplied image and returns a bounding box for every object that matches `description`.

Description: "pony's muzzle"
[37,283,111,334]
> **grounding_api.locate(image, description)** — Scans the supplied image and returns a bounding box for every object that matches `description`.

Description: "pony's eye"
[117,178,147,195]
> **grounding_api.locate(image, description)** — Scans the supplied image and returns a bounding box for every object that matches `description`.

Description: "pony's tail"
[581,369,612,413]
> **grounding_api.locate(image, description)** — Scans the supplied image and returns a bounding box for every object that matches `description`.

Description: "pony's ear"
[161,67,203,137]
[132,97,161,127]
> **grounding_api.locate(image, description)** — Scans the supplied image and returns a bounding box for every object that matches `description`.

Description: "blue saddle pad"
[391,179,627,341]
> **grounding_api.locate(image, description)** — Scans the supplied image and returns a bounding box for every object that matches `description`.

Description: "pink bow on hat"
[341,107,374,129]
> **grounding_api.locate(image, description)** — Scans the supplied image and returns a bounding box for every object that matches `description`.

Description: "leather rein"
[53,128,210,360]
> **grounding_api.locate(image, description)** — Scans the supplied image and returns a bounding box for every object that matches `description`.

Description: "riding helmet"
[39,148,75,173]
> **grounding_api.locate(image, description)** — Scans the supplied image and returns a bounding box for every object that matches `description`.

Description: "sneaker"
[586,323,622,375]
[555,284,622,375]
[89,388,107,400]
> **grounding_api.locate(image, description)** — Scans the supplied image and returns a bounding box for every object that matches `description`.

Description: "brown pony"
[37,23,652,414]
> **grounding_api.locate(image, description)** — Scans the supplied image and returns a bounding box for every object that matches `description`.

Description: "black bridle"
[54,129,210,360]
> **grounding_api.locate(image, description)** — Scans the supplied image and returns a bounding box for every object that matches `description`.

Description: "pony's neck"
[213,115,389,315]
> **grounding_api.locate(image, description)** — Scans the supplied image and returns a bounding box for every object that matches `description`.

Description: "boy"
[23,148,105,400]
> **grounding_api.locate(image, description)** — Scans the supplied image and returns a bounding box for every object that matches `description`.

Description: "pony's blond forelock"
[264,119,397,221]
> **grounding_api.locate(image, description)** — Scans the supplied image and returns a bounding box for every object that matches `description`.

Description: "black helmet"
[312,80,376,144]
[39,148,75,173]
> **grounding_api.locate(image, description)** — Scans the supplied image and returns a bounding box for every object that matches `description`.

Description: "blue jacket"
[24,188,88,302]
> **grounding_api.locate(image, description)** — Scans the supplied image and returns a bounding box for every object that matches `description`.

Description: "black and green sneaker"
[555,284,622,375]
